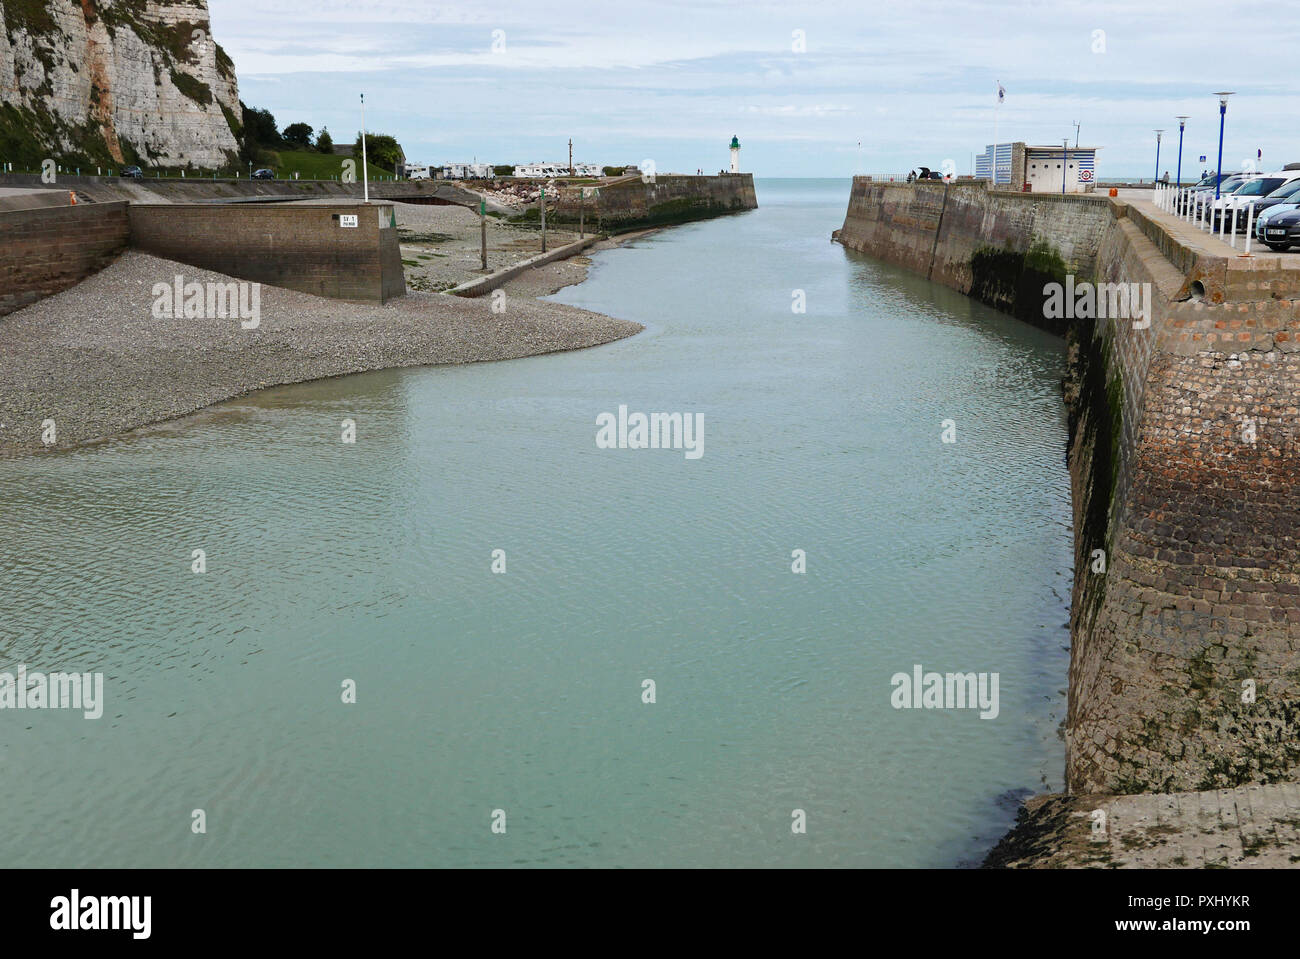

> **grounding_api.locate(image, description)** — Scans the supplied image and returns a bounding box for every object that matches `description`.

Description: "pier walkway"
[1117,188,1274,259]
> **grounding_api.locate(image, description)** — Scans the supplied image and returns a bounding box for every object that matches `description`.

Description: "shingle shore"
[0,248,641,460]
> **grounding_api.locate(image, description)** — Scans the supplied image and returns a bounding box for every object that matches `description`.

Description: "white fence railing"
[1152,183,1256,254]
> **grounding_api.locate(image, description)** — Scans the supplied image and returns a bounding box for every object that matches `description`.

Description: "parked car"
[120,166,143,179]
[1255,203,1300,243]
[1258,207,1300,251]
[1247,180,1300,238]
[1255,195,1300,242]
[251,169,275,180]
[1212,171,1300,231]
[1177,171,1249,213]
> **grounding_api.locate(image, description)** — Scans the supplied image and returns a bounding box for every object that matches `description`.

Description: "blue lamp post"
[1154,130,1164,184]
[1213,92,1234,199]
[1175,116,1189,188]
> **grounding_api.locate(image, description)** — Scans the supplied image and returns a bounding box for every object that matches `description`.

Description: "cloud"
[209,0,1300,177]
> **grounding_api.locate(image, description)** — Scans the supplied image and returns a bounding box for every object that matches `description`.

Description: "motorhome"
[404,164,430,181]
[440,162,494,180]
[515,162,571,178]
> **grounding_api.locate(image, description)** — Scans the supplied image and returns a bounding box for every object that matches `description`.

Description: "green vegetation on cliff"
[0,101,141,170]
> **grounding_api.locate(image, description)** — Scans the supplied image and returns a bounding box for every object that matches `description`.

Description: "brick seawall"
[0,202,130,316]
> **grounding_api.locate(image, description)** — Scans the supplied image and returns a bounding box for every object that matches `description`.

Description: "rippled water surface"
[0,179,1071,867]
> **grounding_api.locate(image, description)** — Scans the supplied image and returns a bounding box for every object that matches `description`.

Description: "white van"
[406,164,430,181]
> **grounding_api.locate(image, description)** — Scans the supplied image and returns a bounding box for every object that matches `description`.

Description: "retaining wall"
[128,203,405,303]
[0,202,130,317]
[550,173,757,232]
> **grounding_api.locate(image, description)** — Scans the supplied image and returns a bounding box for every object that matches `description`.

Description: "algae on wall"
[968,237,1071,334]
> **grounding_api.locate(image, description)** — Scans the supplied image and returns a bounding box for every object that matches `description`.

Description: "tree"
[238,102,280,164]
[317,127,334,154]
[353,132,402,172]
[240,103,280,146]
[282,123,314,149]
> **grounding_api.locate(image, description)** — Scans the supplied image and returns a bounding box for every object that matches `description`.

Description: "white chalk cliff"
[0,0,240,166]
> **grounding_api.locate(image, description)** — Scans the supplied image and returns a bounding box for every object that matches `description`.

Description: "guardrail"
[1153,183,1259,254]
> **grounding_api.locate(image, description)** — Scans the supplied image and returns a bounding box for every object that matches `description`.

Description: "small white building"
[975,141,1100,193]
[1022,145,1099,194]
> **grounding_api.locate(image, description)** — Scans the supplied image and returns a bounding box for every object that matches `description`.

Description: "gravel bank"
[390,201,583,292]
[0,248,641,459]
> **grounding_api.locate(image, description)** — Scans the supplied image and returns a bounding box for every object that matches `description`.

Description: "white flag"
[997,83,1006,104]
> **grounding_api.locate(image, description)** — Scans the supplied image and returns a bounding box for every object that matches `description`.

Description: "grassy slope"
[261,149,395,180]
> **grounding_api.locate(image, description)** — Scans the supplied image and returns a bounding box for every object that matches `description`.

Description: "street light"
[1154,130,1165,185]
[360,92,370,204]
[1175,116,1189,188]
[1213,92,1235,199]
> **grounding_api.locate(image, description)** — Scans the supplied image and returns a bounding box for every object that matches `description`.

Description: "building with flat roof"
[975,141,1100,193]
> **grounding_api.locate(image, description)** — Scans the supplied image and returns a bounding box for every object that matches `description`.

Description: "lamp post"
[360,92,370,204]
[1213,92,1234,200]
[1154,130,1164,185]
[1062,138,1068,194]
[1175,116,1189,189]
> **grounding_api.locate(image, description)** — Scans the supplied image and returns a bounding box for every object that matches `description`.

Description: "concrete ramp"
[0,188,74,212]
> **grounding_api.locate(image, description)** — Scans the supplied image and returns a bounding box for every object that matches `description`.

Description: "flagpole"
[993,81,1000,185]
[361,92,369,204]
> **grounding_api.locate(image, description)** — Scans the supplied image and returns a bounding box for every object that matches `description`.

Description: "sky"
[209,0,1300,179]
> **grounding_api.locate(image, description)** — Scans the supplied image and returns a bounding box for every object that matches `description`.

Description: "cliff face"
[0,0,239,167]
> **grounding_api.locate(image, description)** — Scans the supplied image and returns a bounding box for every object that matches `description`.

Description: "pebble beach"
[0,240,641,460]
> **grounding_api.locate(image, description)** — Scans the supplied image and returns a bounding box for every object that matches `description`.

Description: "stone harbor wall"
[835,179,1300,815]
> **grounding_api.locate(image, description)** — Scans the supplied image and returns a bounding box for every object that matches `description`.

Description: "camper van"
[515,162,569,178]
[405,164,430,181]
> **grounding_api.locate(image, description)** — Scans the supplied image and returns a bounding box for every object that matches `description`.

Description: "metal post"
[1154,130,1163,186]
[1062,139,1068,194]
[1175,116,1188,189]
[1213,92,1234,200]
[540,186,546,253]
[480,198,487,270]
[361,93,370,204]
